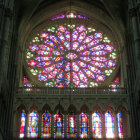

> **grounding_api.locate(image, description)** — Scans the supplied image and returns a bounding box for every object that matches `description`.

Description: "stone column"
[129,7,140,71]
[89,111,92,138]
[102,111,106,139]
[76,113,79,138]
[64,113,67,138]
[25,111,29,138]
[0,1,5,39]
[51,113,54,138]
[0,5,13,91]
[13,110,19,138]
[38,111,42,138]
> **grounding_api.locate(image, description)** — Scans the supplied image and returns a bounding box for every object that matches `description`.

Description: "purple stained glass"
[26,24,117,87]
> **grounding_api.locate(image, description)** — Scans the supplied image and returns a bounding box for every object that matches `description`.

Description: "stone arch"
[117,105,128,113]
[105,104,115,115]
[93,104,102,114]
[67,104,77,114]
[42,104,52,114]
[54,104,64,114]
[80,104,89,113]
[29,104,38,112]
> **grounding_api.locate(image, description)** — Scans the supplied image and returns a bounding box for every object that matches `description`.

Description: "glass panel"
[92,112,102,138]
[54,114,64,138]
[80,113,89,138]
[117,112,123,138]
[67,114,77,138]
[28,110,38,138]
[41,112,51,138]
[105,112,115,138]
[19,110,26,138]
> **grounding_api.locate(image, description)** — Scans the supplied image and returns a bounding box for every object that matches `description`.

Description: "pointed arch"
[80,104,89,113]
[54,104,64,114]
[42,104,52,113]
[93,104,102,114]
[67,104,77,114]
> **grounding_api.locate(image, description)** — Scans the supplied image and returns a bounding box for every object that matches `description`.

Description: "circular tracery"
[26,24,117,88]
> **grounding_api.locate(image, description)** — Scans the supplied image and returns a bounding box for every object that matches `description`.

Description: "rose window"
[26,23,117,88]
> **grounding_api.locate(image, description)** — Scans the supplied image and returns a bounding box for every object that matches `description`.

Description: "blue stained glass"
[20,110,26,138]
[117,112,123,138]
[41,112,51,138]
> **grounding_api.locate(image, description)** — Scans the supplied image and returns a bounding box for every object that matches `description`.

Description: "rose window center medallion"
[26,23,117,88]
[66,53,77,60]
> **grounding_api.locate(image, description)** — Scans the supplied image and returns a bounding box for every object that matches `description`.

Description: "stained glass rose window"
[26,20,118,88]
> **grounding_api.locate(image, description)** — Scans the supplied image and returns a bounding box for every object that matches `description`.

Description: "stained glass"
[109,77,120,91]
[80,113,89,138]
[28,110,38,138]
[41,112,51,138]
[67,114,77,138]
[20,110,26,138]
[54,114,64,138]
[92,113,102,138]
[23,76,34,91]
[117,112,123,138]
[50,12,89,20]
[26,20,117,88]
[105,112,115,138]
[67,12,76,18]
[51,14,65,20]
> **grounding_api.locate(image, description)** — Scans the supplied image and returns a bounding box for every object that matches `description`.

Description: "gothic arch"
[67,104,77,114]
[42,104,52,113]
[80,104,89,113]
[93,104,102,114]
[29,104,38,112]
[105,104,115,114]
[54,104,64,114]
